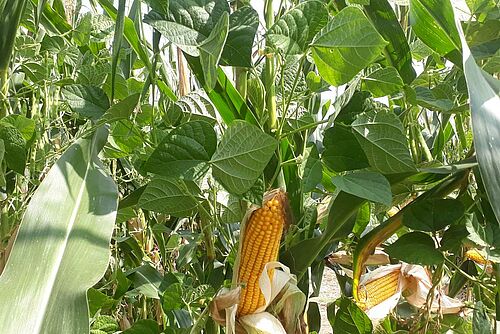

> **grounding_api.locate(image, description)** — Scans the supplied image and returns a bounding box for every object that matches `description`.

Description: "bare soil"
[318,268,341,334]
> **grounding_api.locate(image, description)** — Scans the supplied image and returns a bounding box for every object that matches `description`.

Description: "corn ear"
[358,269,400,310]
[465,249,491,266]
[236,189,288,316]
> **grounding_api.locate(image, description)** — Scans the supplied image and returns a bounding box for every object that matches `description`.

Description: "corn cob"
[465,249,491,266]
[237,191,287,317]
[357,269,400,310]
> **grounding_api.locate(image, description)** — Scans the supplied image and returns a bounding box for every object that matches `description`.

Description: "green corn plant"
[0,0,26,116]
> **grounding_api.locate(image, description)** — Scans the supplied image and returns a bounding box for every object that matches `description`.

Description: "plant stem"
[235,68,247,98]
[264,0,277,131]
[234,0,248,99]
[495,263,500,331]
[455,113,468,151]
[416,127,434,162]
[0,69,7,118]
[200,215,216,262]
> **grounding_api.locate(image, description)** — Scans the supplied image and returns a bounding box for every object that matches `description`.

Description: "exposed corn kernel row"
[465,249,491,266]
[357,269,400,310]
[237,192,286,317]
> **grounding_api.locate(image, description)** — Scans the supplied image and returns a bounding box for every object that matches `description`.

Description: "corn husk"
[356,263,464,321]
[401,264,463,314]
[210,190,306,334]
[358,264,404,321]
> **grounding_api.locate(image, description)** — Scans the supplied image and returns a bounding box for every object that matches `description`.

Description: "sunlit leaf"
[0,129,118,333]
[142,121,216,179]
[311,7,387,86]
[210,121,278,194]
[455,11,500,224]
[351,110,416,174]
[267,0,328,58]
[331,171,392,206]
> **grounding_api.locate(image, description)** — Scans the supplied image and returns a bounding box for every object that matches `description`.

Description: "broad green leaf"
[472,301,492,334]
[62,84,110,120]
[87,288,114,316]
[311,7,387,86]
[73,12,92,46]
[0,121,27,173]
[142,0,168,15]
[123,319,160,334]
[364,0,416,83]
[415,86,454,111]
[138,177,201,216]
[335,90,372,125]
[322,124,370,172]
[241,176,265,206]
[142,121,217,179]
[282,192,365,278]
[210,121,278,194]
[385,231,444,265]
[220,6,259,68]
[333,297,372,334]
[362,67,404,97]
[402,198,465,232]
[455,12,500,224]
[104,120,142,158]
[143,0,229,57]
[127,264,163,299]
[98,93,140,125]
[91,315,119,334]
[220,194,243,224]
[199,12,229,90]
[352,110,416,174]
[465,214,496,248]
[167,90,217,125]
[266,1,328,58]
[0,129,118,334]
[162,283,184,311]
[409,0,461,55]
[299,144,322,193]
[331,171,392,206]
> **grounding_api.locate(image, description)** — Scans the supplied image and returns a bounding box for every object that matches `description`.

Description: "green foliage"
[311,7,387,85]
[385,231,444,265]
[0,130,118,333]
[0,0,499,332]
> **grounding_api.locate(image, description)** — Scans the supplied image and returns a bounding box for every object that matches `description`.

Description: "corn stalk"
[264,0,277,131]
[0,0,26,117]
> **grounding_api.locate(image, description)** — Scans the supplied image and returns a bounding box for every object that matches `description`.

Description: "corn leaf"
[454,9,500,224]
[0,128,118,333]
[364,0,416,83]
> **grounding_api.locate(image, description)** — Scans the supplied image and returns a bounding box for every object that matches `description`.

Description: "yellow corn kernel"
[237,190,287,317]
[358,270,400,310]
[465,249,491,266]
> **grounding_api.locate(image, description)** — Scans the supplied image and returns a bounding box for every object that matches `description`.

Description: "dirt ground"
[318,268,341,334]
